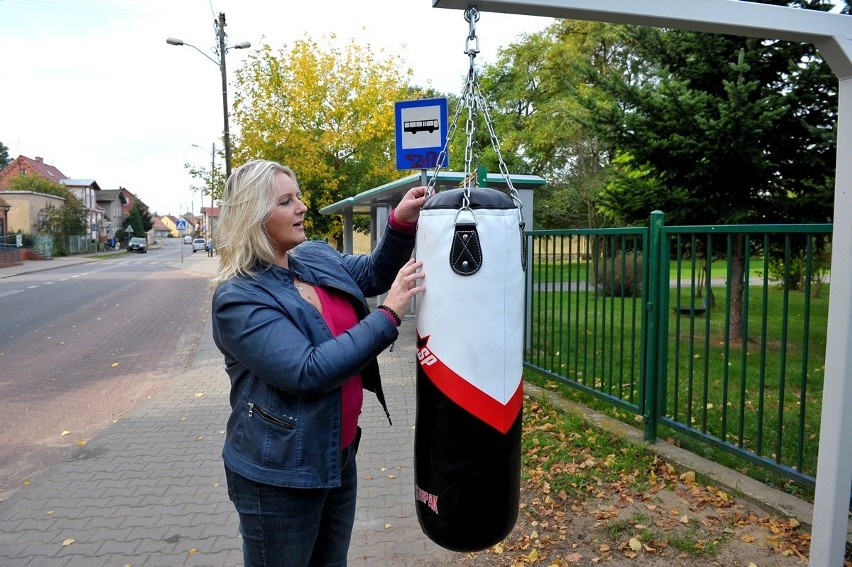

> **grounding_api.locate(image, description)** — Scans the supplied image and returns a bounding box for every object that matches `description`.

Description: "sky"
[0,0,553,217]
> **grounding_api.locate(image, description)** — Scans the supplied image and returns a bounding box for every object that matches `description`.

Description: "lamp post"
[167,12,250,180]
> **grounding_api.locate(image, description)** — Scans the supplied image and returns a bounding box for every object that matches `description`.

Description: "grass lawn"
[526,281,828,494]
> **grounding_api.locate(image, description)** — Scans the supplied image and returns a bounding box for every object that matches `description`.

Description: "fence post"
[643,211,665,441]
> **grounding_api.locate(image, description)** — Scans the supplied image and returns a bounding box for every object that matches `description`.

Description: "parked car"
[183,235,193,244]
[128,237,147,253]
[192,238,207,253]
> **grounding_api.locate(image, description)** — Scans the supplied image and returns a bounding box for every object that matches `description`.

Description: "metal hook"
[464,6,480,26]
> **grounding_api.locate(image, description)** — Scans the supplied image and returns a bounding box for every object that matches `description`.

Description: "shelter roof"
[320,171,545,216]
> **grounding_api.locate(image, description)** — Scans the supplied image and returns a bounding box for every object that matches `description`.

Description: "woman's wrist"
[377,304,402,326]
[388,209,417,234]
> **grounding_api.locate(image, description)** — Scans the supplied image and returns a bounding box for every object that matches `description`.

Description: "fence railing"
[524,212,832,488]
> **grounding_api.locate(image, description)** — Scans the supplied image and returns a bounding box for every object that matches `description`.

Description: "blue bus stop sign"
[395,98,449,170]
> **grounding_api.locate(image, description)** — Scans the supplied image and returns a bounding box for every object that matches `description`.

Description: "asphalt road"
[0,241,212,499]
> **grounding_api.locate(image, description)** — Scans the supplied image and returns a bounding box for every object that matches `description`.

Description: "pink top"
[315,286,364,449]
[312,208,414,448]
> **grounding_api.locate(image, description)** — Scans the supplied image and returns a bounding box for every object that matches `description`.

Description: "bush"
[595,250,643,297]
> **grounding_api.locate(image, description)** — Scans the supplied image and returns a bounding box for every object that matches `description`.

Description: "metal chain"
[427,97,463,197]
[426,6,480,201]
[426,6,523,219]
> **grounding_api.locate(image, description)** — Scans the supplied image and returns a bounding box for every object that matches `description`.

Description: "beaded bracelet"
[377,305,402,327]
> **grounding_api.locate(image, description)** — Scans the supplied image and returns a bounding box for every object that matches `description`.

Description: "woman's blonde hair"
[214,160,299,283]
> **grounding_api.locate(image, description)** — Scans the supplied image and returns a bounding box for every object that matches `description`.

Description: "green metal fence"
[524,212,832,487]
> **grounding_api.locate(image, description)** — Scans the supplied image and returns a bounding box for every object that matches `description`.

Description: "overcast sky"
[0,0,552,217]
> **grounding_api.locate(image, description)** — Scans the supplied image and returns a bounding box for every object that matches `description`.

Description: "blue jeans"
[225,442,358,567]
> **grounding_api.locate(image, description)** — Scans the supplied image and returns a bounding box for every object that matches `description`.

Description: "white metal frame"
[432,1,852,564]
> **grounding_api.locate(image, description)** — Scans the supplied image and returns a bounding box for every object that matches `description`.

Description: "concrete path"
[0,251,459,566]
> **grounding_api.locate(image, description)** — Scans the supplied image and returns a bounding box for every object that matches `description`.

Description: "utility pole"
[216,12,233,180]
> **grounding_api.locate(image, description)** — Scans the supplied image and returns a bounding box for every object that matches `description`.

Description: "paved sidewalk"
[0,252,459,566]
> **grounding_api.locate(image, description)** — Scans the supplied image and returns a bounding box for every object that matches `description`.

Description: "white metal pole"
[809,71,852,567]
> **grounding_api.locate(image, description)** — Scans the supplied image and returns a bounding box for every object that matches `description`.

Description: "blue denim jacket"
[212,225,415,488]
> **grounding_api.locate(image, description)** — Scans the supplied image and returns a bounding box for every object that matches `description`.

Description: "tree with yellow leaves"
[231,37,420,243]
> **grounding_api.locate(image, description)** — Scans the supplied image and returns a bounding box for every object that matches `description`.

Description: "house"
[200,205,220,242]
[160,215,179,237]
[1,191,66,233]
[150,216,171,240]
[0,155,70,234]
[119,187,149,219]
[0,155,68,190]
[60,179,103,240]
[0,196,10,243]
[97,189,129,244]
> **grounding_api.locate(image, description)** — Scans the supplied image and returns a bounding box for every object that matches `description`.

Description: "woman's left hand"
[394,186,428,225]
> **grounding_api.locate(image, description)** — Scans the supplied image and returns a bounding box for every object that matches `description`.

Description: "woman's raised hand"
[383,258,425,317]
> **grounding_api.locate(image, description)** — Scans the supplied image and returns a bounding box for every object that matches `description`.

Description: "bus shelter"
[319,170,545,254]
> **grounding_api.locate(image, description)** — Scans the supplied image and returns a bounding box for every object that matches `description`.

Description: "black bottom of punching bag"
[414,366,522,552]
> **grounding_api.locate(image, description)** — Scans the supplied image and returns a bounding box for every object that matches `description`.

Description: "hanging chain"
[426,6,480,202]
[426,7,524,220]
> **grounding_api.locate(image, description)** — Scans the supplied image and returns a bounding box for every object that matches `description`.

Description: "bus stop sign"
[395,98,449,170]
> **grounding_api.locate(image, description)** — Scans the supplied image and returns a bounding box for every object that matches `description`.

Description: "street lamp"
[167,12,250,180]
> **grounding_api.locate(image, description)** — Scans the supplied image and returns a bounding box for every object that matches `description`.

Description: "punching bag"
[414,186,524,552]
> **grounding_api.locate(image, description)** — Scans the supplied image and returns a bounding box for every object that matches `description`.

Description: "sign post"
[176,218,188,263]
[395,98,449,171]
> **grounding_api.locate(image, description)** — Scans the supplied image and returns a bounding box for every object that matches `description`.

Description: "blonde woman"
[212,160,426,566]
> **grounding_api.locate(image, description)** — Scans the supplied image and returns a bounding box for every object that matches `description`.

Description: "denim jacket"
[212,225,415,488]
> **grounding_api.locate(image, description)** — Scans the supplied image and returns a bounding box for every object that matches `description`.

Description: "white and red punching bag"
[414,186,525,552]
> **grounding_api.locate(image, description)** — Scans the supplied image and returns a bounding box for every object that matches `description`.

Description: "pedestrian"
[211,159,426,567]
[207,238,215,257]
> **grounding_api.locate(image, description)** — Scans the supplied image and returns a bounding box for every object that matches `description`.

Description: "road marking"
[1,258,165,300]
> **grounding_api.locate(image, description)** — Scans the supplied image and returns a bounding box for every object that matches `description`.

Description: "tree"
[231,38,422,243]
[184,151,225,217]
[578,0,838,340]
[474,20,633,228]
[7,174,68,198]
[0,140,10,169]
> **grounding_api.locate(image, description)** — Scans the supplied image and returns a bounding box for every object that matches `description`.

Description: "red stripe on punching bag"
[417,332,522,434]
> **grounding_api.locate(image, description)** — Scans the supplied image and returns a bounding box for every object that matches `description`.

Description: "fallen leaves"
[457,397,819,566]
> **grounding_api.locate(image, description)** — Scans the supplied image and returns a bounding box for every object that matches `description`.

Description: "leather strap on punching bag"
[450,222,482,276]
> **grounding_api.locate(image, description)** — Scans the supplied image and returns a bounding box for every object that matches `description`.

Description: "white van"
[183,235,193,244]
